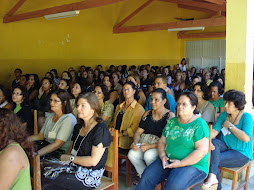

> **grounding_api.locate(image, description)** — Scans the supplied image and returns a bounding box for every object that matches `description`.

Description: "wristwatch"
[229,125,234,130]
[70,156,75,162]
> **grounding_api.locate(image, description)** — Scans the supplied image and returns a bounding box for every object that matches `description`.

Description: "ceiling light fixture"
[44,10,80,20]
[168,27,205,32]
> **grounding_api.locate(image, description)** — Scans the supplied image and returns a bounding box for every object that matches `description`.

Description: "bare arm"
[138,91,146,107]
[28,132,44,141]
[29,89,39,101]
[37,139,65,156]
[61,143,106,167]
[0,145,28,190]
[108,91,118,104]
[211,129,219,139]
[66,141,73,155]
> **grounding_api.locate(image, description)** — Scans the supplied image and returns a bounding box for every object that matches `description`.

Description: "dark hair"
[77,92,102,124]
[181,58,186,64]
[193,82,210,100]
[196,73,205,83]
[0,84,12,103]
[59,79,70,88]
[75,79,87,93]
[104,75,114,88]
[223,90,246,110]
[22,74,30,82]
[41,77,53,86]
[45,72,54,80]
[50,69,58,78]
[62,71,72,81]
[15,68,22,73]
[123,81,139,101]
[52,89,72,114]
[151,88,170,110]
[12,85,30,107]
[96,84,110,101]
[0,108,34,159]
[209,81,224,95]
[29,74,40,90]
[178,91,199,114]
[155,74,168,84]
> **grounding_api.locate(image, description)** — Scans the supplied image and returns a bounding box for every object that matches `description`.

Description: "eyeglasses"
[50,99,61,103]
[93,91,103,94]
[12,92,23,96]
[123,88,133,92]
[176,102,189,107]
[42,82,50,85]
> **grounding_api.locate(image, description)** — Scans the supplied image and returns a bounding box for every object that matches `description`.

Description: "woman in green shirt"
[209,81,225,118]
[0,108,34,190]
[137,92,210,190]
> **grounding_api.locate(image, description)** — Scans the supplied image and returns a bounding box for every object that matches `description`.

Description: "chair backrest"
[33,110,38,135]
[32,154,41,190]
[105,130,119,190]
[208,123,213,166]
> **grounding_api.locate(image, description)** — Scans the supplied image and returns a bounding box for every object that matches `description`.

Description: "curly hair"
[0,108,34,159]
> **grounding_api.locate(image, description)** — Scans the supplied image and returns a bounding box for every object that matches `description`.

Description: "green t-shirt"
[162,117,210,174]
[209,98,224,113]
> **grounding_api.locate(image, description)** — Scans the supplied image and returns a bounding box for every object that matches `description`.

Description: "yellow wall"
[0,0,210,87]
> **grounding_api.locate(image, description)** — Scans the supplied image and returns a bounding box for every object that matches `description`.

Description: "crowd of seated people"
[0,60,253,190]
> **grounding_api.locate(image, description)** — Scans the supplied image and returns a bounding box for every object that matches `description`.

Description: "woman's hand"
[130,143,139,151]
[60,154,71,161]
[109,128,114,136]
[166,159,182,168]
[38,87,44,98]
[211,142,215,151]
[140,143,150,152]
[161,156,170,169]
[222,120,233,129]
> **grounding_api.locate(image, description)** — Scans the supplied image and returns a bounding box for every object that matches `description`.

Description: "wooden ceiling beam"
[3,0,128,23]
[158,0,225,12]
[178,4,216,14]
[5,0,26,16]
[113,16,225,33]
[202,0,225,5]
[177,31,226,38]
[115,0,155,28]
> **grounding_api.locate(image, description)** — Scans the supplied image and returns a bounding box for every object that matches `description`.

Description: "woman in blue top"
[202,90,253,190]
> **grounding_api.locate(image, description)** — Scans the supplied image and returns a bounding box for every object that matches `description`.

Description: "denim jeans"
[210,139,249,190]
[136,157,207,190]
[128,148,158,177]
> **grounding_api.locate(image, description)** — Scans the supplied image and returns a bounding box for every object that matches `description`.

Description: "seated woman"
[172,71,186,100]
[12,85,33,135]
[109,81,145,154]
[29,89,77,158]
[58,78,72,97]
[42,92,111,189]
[127,73,146,107]
[193,82,215,123]
[103,75,119,108]
[94,84,114,127]
[209,81,225,117]
[70,80,86,118]
[0,84,12,109]
[201,90,253,190]
[26,74,40,107]
[137,92,210,190]
[0,108,34,190]
[128,88,175,185]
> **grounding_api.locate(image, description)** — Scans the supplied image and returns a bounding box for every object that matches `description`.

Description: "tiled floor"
[117,168,254,190]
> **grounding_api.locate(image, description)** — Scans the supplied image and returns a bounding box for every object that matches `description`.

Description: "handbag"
[139,133,159,144]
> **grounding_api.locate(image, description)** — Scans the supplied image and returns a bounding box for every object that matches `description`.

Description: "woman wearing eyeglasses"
[12,85,33,135]
[109,81,145,154]
[28,89,77,158]
[93,84,114,127]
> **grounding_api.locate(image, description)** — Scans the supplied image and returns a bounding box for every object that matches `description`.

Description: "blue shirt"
[145,92,176,113]
[213,111,253,160]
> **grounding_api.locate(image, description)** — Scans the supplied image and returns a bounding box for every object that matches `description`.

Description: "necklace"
[229,111,241,124]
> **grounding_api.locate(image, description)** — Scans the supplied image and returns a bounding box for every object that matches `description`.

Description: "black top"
[34,92,51,113]
[115,111,124,130]
[71,122,111,170]
[140,111,169,138]
[140,78,152,93]
[14,104,33,135]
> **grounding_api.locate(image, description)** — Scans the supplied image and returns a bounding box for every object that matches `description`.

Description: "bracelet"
[122,130,125,136]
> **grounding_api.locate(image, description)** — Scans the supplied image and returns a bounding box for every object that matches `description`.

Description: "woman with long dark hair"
[0,108,34,189]
[0,84,12,109]
[12,85,33,134]
[42,92,111,189]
